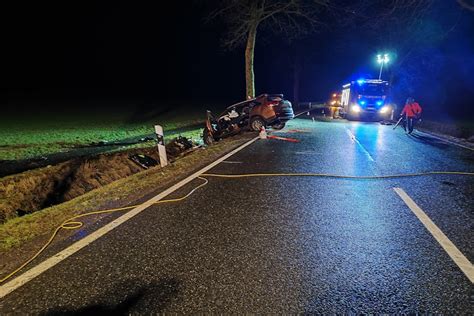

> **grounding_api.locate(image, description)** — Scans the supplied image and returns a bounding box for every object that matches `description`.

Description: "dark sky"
[2,1,244,104]
[1,1,473,118]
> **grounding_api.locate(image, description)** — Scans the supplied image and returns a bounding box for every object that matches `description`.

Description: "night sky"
[2,1,473,119]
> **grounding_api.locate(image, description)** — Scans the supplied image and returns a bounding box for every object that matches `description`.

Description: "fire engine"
[340,79,393,121]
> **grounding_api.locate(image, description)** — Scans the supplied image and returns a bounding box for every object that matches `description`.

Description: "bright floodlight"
[376,53,390,79]
[377,53,389,64]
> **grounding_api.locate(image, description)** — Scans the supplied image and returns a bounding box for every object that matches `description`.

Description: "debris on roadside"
[89,136,154,148]
[139,136,154,142]
[267,135,300,143]
[129,154,158,169]
[274,129,310,134]
[165,136,195,156]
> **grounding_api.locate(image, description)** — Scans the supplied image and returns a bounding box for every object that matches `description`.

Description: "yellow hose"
[0,177,209,285]
[1,171,473,284]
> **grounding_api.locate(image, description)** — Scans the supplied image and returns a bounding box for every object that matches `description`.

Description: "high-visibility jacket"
[401,102,422,118]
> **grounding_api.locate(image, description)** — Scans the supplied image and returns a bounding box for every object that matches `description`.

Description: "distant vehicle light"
[351,105,361,113]
[333,93,337,97]
[359,100,366,105]
[376,100,384,106]
[379,106,390,114]
[330,100,336,105]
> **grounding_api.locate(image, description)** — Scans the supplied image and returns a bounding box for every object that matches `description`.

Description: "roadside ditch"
[0,133,255,278]
[0,137,197,224]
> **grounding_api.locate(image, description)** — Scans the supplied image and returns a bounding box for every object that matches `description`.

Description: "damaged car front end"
[203,94,294,145]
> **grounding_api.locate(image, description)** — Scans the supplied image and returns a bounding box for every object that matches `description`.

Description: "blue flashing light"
[357,79,366,85]
[359,100,366,106]
[376,100,384,106]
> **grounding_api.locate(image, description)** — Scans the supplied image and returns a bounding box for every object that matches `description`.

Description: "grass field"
[0,103,214,161]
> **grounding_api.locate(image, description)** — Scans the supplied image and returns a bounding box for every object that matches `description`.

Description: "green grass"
[0,104,210,160]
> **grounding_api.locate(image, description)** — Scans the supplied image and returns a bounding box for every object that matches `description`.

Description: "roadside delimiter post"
[154,125,168,168]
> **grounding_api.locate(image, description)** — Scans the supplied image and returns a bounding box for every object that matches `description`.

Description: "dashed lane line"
[345,128,375,162]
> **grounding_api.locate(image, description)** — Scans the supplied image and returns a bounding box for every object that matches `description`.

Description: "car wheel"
[271,122,286,130]
[250,117,265,131]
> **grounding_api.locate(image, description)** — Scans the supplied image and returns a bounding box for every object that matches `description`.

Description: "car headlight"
[379,106,390,114]
[351,105,361,113]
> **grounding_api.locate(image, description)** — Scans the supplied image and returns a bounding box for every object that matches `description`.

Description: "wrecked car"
[203,94,294,144]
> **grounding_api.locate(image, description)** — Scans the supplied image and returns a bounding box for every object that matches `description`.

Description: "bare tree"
[208,0,330,98]
[343,1,437,91]
[348,0,435,63]
[347,0,465,106]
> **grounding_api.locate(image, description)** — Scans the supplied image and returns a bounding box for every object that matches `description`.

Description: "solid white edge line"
[0,136,260,299]
[393,187,474,283]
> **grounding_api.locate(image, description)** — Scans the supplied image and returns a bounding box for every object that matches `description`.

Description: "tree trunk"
[245,25,257,98]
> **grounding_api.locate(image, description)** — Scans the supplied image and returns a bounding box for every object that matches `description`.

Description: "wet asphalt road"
[1,118,473,314]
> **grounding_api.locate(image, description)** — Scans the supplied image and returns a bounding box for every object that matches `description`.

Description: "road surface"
[1,118,473,314]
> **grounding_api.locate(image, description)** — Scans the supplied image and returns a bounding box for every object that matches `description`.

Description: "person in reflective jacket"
[401,97,422,134]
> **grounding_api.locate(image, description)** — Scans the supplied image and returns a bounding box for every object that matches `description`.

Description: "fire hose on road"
[1,170,474,285]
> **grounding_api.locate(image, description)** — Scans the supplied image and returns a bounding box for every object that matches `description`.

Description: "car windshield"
[359,83,387,96]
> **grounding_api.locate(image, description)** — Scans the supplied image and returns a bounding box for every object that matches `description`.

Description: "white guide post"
[154,125,168,168]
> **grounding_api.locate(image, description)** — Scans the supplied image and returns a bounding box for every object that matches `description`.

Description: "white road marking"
[345,128,375,162]
[394,187,474,283]
[345,128,356,143]
[0,137,260,299]
[221,161,243,164]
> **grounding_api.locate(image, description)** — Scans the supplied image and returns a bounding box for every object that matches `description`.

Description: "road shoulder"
[0,133,256,279]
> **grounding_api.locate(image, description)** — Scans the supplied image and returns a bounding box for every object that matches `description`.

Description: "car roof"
[225,94,284,110]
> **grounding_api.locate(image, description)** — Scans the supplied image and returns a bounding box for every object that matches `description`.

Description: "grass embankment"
[0,133,255,255]
[0,105,208,161]
[0,149,153,224]
[418,119,474,141]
